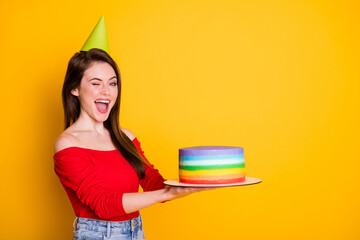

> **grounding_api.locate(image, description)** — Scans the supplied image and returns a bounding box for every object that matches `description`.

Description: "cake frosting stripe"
[180,168,244,176]
[181,173,245,180]
[179,146,246,184]
[180,177,245,184]
[180,162,245,171]
[180,154,244,161]
[180,158,244,166]
[179,147,243,156]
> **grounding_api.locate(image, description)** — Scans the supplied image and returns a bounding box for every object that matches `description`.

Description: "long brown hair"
[62,48,146,179]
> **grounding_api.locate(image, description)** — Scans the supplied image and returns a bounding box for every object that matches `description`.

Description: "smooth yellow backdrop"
[0,0,359,239]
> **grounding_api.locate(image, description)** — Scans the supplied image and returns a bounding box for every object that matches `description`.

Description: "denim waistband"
[73,214,142,235]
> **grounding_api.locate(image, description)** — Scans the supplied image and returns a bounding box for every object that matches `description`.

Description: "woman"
[54,48,208,240]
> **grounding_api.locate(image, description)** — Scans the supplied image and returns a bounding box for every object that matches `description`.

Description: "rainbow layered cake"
[179,146,245,184]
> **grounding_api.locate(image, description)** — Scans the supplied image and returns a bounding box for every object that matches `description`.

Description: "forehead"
[83,61,116,80]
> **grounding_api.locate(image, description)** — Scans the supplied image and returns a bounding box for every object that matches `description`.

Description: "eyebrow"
[89,76,117,81]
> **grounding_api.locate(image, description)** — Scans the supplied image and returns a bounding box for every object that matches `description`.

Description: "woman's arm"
[122,186,212,214]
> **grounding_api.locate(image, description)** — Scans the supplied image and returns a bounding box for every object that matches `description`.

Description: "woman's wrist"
[157,188,170,202]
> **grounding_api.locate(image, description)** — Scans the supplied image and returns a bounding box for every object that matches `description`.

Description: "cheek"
[112,88,119,98]
[79,88,98,104]
[84,87,98,97]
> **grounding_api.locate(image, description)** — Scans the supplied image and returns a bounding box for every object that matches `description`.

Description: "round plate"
[164,177,261,188]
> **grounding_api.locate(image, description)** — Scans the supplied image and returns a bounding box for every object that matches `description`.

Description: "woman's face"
[71,61,118,123]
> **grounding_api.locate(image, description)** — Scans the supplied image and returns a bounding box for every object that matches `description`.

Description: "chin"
[89,111,108,122]
[97,115,110,123]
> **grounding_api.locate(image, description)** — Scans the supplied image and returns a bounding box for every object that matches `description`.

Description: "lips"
[94,99,110,113]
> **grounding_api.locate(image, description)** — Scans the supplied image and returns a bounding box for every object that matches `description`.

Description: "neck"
[72,111,108,135]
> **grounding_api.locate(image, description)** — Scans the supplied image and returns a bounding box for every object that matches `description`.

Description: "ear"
[71,88,79,97]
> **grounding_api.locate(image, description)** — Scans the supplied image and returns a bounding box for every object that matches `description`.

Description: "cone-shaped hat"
[81,15,110,54]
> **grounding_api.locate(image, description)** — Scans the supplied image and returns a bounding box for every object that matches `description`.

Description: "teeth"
[95,100,110,103]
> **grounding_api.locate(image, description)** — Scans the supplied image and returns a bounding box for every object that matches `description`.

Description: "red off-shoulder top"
[53,137,166,221]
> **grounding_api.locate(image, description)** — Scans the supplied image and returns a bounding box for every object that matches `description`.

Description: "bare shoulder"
[121,127,136,141]
[54,132,81,153]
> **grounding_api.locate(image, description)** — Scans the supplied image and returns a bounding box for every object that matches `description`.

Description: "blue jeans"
[72,215,145,240]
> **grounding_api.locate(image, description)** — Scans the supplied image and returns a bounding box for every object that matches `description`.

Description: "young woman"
[54,48,209,240]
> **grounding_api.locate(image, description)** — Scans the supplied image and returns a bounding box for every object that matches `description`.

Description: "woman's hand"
[161,186,215,201]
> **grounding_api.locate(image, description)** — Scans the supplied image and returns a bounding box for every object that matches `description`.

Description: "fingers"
[162,186,219,201]
[170,186,217,193]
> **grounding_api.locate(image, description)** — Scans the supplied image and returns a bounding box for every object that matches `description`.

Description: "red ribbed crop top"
[53,137,166,221]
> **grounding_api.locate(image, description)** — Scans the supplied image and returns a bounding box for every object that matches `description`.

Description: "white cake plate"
[164,177,261,188]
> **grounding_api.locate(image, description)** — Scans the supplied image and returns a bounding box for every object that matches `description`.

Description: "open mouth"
[94,100,110,113]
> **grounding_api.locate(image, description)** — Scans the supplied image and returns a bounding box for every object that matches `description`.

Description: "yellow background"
[0,0,359,239]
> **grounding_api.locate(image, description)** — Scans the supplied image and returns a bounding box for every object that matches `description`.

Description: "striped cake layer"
[180,177,245,184]
[179,168,245,184]
[179,146,245,184]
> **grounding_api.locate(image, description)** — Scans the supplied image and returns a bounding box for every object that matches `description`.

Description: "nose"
[100,84,110,96]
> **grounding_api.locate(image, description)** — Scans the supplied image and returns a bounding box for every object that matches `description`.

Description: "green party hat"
[81,15,110,54]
